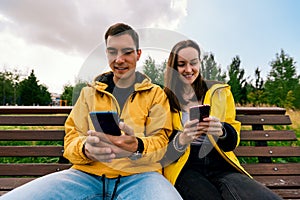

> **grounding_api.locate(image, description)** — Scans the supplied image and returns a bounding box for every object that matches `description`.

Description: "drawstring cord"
[111,175,121,200]
[101,174,106,200]
[101,174,121,200]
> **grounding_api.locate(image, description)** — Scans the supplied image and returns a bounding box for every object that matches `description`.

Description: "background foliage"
[0,49,299,109]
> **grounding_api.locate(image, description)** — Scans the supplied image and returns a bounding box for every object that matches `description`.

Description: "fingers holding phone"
[119,121,134,136]
[84,130,116,162]
[202,116,224,137]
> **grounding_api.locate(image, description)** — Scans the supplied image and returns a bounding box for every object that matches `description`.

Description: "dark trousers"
[175,146,282,200]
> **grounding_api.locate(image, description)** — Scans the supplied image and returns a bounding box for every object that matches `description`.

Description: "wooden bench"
[0,106,299,199]
[0,106,72,196]
[235,107,300,199]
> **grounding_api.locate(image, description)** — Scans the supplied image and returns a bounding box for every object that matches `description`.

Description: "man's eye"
[123,50,134,55]
[108,51,117,55]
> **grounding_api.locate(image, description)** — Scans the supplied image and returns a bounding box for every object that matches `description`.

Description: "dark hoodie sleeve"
[160,130,186,167]
[216,122,238,152]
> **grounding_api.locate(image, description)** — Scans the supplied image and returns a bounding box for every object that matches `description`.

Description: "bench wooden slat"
[272,189,300,199]
[236,115,292,125]
[253,175,300,188]
[0,178,35,191]
[236,107,287,115]
[0,130,65,141]
[0,106,72,114]
[240,130,297,141]
[241,163,300,175]
[0,163,72,176]
[0,116,68,126]
[0,146,64,157]
[235,146,300,157]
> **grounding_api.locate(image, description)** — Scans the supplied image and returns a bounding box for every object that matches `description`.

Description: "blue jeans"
[1,169,182,200]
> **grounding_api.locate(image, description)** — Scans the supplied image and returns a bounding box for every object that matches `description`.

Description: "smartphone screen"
[189,105,210,121]
[89,111,121,136]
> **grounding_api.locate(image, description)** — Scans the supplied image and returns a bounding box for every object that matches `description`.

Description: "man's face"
[106,34,141,85]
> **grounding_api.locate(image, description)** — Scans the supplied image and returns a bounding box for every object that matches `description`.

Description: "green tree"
[61,84,74,106]
[201,53,226,81]
[293,83,300,109]
[227,56,248,105]
[143,56,166,87]
[72,80,87,105]
[247,68,266,106]
[18,70,51,105]
[0,69,22,105]
[263,49,299,108]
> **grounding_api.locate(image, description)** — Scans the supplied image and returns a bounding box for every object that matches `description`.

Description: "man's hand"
[84,130,116,162]
[84,122,138,162]
[105,121,139,157]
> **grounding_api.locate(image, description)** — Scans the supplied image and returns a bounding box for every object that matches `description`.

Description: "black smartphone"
[89,111,121,136]
[189,104,210,122]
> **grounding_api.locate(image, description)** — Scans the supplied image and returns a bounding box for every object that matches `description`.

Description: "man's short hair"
[104,23,139,50]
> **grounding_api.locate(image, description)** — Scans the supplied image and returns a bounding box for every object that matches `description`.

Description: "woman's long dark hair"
[164,40,208,112]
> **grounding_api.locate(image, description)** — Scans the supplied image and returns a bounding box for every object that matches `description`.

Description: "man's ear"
[136,49,142,61]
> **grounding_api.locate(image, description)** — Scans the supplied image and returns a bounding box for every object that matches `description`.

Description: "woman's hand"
[178,116,223,146]
[178,119,201,146]
[202,116,224,137]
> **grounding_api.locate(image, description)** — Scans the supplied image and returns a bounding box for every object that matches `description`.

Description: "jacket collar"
[91,71,153,92]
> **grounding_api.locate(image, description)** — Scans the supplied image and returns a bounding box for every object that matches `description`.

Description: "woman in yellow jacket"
[162,40,282,200]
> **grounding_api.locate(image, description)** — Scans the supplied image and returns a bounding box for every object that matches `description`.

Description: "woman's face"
[176,47,200,85]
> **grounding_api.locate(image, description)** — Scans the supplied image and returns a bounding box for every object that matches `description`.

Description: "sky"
[0,0,299,94]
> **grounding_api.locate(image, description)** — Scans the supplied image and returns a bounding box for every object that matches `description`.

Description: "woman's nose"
[185,64,193,72]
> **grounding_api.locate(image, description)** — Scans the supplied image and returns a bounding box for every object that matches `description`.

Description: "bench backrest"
[0,106,72,195]
[0,106,299,199]
[235,107,300,199]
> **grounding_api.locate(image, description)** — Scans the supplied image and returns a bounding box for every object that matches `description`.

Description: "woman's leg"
[212,172,283,200]
[175,169,222,200]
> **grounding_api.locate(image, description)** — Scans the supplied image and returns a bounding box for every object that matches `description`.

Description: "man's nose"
[115,53,125,63]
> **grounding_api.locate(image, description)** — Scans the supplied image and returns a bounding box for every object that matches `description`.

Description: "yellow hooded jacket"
[64,72,172,178]
[163,82,251,185]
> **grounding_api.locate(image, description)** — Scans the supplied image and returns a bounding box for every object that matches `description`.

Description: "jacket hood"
[91,71,153,92]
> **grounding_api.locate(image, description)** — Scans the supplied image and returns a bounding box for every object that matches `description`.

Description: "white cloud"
[0,0,187,54]
[0,0,188,93]
[0,30,84,93]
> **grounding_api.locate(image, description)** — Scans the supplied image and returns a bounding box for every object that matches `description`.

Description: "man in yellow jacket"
[1,23,182,200]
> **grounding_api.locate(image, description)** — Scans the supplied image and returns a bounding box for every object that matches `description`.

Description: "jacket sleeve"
[223,87,241,148]
[160,111,186,167]
[217,122,238,151]
[63,87,93,164]
[138,87,173,163]
[208,85,241,151]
